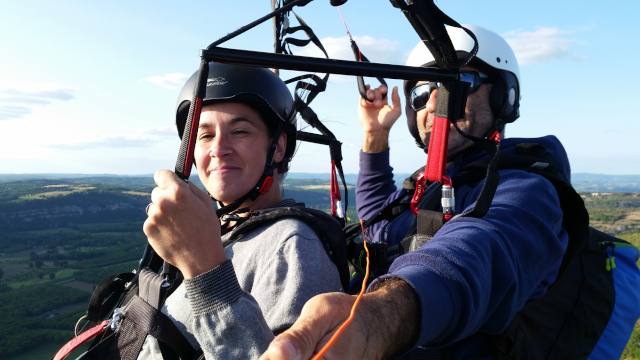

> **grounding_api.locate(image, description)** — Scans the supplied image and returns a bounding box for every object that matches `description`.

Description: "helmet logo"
[207,77,228,86]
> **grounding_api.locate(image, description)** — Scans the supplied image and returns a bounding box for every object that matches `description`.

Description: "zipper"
[600,241,639,271]
[601,241,617,271]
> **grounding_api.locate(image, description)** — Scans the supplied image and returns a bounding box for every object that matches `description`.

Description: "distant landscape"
[0,173,638,359]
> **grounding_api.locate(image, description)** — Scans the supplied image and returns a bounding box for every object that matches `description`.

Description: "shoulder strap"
[81,268,200,360]
[228,206,350,291]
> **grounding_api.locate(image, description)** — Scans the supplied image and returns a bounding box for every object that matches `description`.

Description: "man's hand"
[260,279,420,360]
[359,84,402,153]
[143,169,227,279]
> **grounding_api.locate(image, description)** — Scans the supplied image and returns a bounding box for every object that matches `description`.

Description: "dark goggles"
[410,71,490,111]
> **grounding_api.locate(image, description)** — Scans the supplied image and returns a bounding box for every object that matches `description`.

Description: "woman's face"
[195,102,281,203]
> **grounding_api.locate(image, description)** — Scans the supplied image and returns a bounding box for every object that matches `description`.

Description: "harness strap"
[417,209,445,237]
[283,13,329,58]
[344,189,412,242]
[78,272,134,335]
[451,134,501,221]
[116,296,199,360]
[330,159,343,219]
[55,321,109,360]
[138,268,165,309]
[425,116,450,183]
[387,234,434,267]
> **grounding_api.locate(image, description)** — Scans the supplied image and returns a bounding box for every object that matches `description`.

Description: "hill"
[0,176,638,359]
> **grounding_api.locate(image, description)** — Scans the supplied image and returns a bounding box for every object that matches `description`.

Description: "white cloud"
[0,82,76,120]
[48,127,178,150]
[502,27,587,65]
[144,73,190,89]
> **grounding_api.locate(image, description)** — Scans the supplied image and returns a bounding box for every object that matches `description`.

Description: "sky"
[0,0,638,176]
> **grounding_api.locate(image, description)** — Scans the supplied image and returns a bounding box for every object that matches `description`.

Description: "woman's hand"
[358,84,402,153]
[143,169,227,279]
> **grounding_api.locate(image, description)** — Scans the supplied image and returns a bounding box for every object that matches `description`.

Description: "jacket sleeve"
[184,228,342,359]
[357,149,404,226]
[184,260,273,359]
[369,170,569,348]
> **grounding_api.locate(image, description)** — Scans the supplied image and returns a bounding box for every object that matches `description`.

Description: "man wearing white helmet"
[261,26,573,359]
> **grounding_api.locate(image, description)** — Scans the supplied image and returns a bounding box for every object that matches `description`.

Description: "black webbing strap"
[117,296,199,360]
[78,272,135,335]
[417,209,445,237]
[99,268,198,360]
[206,0,312,51]
[451,138,500,221]
[282,13,329,58]
[138,268,164,309]
[278,12,330,111]
[403,181,441,237]
[297,107,349,219]
[344,189,412,242]
[387,234,434,266]
[287,74,328,111]
[389,0,477,71]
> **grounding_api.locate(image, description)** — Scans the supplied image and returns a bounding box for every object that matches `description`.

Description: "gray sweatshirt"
[137,200,343,359]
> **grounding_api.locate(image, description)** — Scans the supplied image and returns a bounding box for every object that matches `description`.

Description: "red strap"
[425,116,450,183]
[53,320,109,360]
[183,97,203,178]
[330,160,341,217]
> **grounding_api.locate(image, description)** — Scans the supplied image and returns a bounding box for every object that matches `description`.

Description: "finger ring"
[146,203,154,216]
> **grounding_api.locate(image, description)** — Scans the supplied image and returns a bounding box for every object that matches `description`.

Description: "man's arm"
[356,85,404,221]
[259,278,419,360]
[261,171,568,358]
[371,170,569,347]
[358,84,402,153]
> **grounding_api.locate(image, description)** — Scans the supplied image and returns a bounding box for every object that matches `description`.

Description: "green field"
[0,178,638,359]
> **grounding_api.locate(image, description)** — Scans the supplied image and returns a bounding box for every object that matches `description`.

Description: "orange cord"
[311,219,370,360]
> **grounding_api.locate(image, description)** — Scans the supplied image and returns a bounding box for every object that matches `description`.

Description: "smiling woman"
[112,63,346,360]
[194,102,282,204]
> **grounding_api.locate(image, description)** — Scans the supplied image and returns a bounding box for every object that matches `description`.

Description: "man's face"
[415,67,495,158]
[194,102,275,203]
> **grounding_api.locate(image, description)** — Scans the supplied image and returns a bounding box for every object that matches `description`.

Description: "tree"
[0,268,3,280]
[37,272,44,279]
[29,262,33,268]
[35,260,43,268]
[49,273,56,280]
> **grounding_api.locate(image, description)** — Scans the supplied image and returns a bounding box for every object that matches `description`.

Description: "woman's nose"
[209,135,233,158]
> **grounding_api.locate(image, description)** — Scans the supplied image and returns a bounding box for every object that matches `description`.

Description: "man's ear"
[273,132,287,163]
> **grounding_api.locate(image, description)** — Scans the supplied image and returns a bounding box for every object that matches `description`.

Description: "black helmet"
[175,63,297,159]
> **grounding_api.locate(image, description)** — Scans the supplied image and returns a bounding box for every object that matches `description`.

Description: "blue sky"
[0,0,638,175]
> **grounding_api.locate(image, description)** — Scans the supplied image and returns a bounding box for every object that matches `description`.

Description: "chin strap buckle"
[258,176,274,195]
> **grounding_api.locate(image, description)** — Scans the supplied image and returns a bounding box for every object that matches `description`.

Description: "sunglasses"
[410,71,490,111]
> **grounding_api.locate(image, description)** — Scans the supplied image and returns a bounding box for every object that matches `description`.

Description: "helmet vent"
[496,57,501,63]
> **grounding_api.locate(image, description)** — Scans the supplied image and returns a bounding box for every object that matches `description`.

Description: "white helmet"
[404,25,520,135]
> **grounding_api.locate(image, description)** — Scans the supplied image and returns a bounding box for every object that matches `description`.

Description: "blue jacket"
[356,136,570,358]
